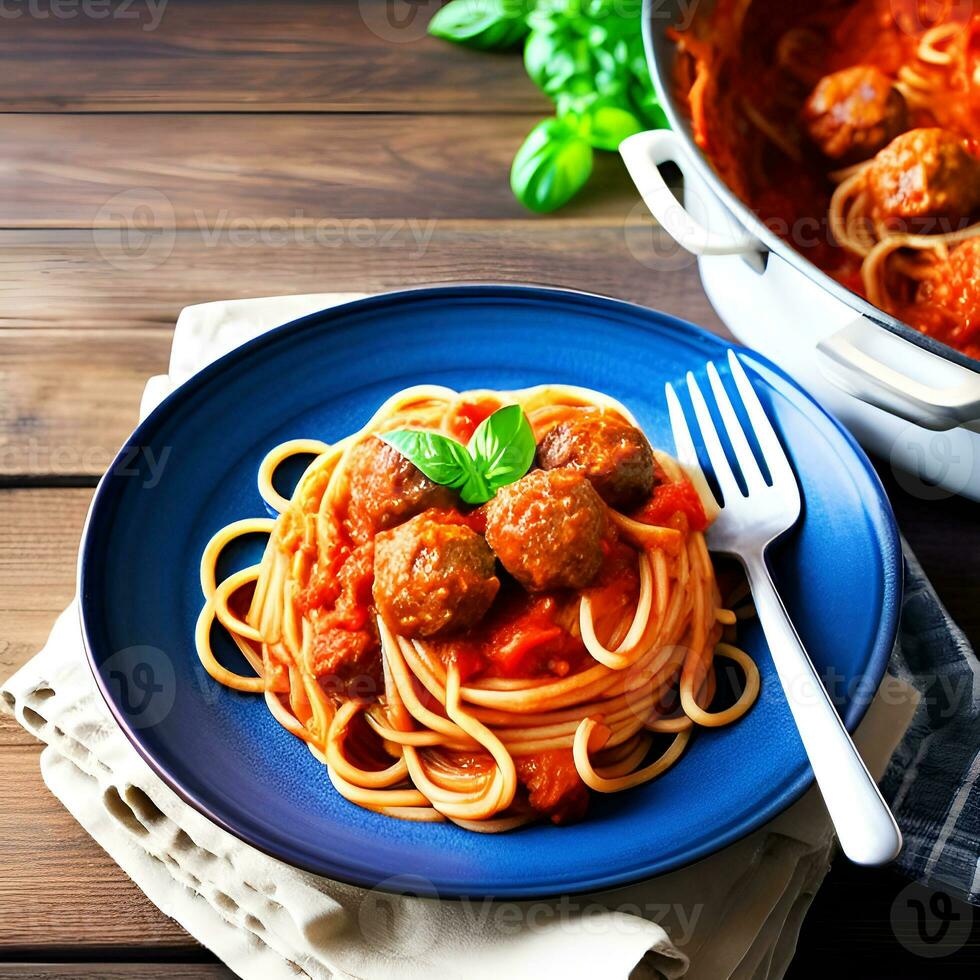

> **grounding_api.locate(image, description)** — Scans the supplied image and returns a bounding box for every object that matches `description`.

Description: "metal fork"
[666,349,902,866]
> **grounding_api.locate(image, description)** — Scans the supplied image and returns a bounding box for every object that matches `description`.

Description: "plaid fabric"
[881,544,980,905]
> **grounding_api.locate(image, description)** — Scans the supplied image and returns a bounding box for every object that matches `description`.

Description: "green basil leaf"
[379,429,476,490]
[524,29,561,90]
[380,406,535,506]
[428,0,532,50]
[468,404,536,490]
[458,469,493,505]
[525,29,593,96]
[576,96,644,150]
[510,116,593,212]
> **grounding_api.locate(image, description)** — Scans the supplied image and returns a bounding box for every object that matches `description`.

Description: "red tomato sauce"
[432,531,642,684]
[514,750,590,824]
[634,477,708,533]
[447,398,502,442]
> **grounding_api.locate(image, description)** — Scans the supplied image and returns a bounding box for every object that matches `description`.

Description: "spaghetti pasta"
[196,385,759,829]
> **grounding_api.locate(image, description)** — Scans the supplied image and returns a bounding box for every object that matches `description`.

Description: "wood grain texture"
[0,742,197,950]
[0,489,92,679]
[0,331,168,478]
[0,114,644,226]
[0,0,545,113]
[0,222,717,332]
[0,230,722,477]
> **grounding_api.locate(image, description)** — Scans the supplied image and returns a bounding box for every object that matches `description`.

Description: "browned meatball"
[485,469,605,593]
[537,413,655,510]
[345,435,455,543]
[867,128,980,224]
[802,66,907,163]
[373,512,499,639]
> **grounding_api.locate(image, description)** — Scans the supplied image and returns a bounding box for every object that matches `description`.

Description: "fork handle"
[743,553,903,866]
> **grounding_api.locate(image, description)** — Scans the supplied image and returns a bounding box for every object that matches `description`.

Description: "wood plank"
[0,742,197,950]
[0,489,92,682]
[0,224,722,477]
[0,331,169,477]
[0,223,721,332]
[0,0,547,113]
[0,113,639,226]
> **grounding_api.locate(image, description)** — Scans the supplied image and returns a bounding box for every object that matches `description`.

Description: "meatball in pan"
[866,128,980,224]
[802,65,907,163]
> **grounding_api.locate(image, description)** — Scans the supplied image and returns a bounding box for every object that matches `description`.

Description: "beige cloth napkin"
[0,293,920,980]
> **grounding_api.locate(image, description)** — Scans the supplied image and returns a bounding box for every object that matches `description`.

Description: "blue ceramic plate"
[79,285,901,898]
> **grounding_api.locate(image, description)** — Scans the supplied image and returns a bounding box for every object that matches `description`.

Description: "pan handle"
[620,129,761,256]
[817,318,980,432]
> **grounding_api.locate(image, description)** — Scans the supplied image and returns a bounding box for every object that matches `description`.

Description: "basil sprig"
[429,0,667,212]
[510,117,593,212]
[428,0,532,50]
[380,404,536,505]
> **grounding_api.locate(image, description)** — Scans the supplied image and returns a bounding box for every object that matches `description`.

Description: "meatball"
[916,237,980,357]
[345,435,455,543]
[802,66,907,163]
[537,413,655,510]
[867,128,980,225]
[373,512,499,639]
[485,468,605,593]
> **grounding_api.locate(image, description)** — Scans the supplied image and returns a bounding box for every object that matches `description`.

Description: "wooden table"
[0,2,977,976]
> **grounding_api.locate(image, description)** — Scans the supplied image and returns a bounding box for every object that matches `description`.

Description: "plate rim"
[77,283,903,898]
